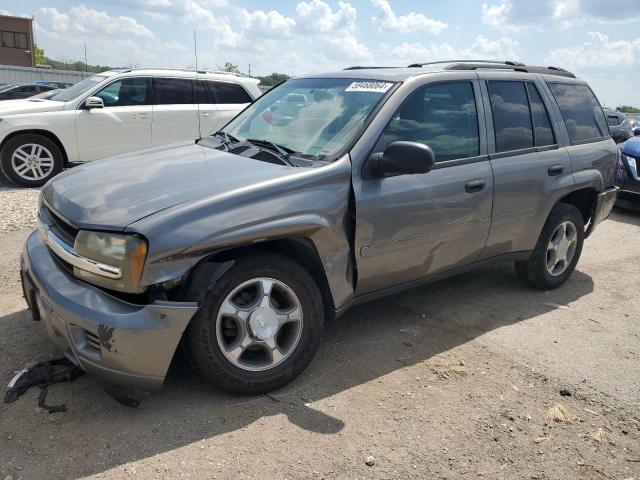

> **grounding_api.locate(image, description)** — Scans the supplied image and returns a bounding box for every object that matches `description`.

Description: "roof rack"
[408,60,576,78]
[109,67,252,78]
[343,66,401,70]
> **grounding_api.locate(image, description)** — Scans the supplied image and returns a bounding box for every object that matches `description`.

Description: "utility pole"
[83,42,88,72]
[248,63,251,77]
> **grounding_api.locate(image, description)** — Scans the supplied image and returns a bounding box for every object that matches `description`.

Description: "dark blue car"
[617,137,640,210]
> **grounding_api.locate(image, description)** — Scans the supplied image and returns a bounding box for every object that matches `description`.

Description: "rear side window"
[607,115,621,127]
[548,83,608,142]
[488,81,533,152]
[209,81,252,104]
[526,83,555,147]
[154,78,194,105]
[376,81,480,162]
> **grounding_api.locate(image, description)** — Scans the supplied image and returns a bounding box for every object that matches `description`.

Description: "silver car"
[21,61,618,399]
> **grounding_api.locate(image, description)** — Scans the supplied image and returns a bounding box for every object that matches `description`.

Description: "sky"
[2,0,640,106]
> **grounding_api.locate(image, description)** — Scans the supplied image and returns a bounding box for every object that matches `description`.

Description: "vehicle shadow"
[611,207,640,225]
[0,262,594,479]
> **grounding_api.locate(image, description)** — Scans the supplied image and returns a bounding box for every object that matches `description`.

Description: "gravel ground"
[0,192,638,480]
[0,176,39,232]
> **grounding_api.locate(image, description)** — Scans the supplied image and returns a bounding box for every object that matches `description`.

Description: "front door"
[353,79,494,294]
[75,77,152,161]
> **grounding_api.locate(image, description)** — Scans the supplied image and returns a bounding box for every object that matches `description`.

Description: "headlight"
[624,154,639,179]
[74,231,148,293]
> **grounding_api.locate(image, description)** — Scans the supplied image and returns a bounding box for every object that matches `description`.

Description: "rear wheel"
[1,133,63,187]
[515,203,584,290]
[185,253,324,394]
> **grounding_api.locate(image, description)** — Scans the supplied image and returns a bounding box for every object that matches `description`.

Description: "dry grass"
[427,363,467,380]
[544,404,572,423]
[590,427,612,444]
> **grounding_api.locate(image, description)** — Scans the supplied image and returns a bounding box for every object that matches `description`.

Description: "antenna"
[194,30,202,139]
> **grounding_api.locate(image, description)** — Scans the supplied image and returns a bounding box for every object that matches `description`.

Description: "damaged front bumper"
[20,231,198,393]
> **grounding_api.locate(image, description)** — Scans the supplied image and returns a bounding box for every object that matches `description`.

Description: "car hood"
[621,137,640,158]
[42,141,296,230]
[0,99,65,115]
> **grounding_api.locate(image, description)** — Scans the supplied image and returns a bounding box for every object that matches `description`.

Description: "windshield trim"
[220,77,400,163]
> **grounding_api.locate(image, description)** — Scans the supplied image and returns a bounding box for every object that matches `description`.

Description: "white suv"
[0,68,261,187]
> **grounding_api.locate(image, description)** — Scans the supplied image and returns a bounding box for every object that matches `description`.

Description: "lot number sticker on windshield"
[345,81,394,93]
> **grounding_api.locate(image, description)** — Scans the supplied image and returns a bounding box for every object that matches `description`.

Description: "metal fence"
[0,64,90,86]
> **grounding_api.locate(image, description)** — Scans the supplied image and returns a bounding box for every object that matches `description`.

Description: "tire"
[185,253,325,394]
[0,133,64,187]
[515,203,585,290]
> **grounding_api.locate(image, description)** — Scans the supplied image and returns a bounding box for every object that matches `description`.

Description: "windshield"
[49,75,108,102]
[222,78,395,158]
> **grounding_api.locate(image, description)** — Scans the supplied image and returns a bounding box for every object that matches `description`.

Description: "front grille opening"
[40,205,79,246]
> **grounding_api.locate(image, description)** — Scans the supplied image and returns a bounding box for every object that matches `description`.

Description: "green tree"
[220,62,240,73]
[618,105,640,114]
[34,44,45,65]
[257,72,290,87]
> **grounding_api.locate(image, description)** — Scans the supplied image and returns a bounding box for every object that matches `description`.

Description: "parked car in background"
[604,108,632,143]
[616,137,640,210]
[20,61,618,399]
[28,89,62,100]
[35,80,73,89]
[0,68,261,187]
[0,83,57,101]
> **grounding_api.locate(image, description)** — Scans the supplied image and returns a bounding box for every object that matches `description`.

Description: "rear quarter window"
[548,83,608,143]
[209,81,252,104]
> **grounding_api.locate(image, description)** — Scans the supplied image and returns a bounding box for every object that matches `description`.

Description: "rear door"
[353,78,494,294]
[478,74,572,259]
[75,76,152,161]
[151,77,200,145]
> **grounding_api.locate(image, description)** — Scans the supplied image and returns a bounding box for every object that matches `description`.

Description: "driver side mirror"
[364,141,435,179]
[84,96,104,109]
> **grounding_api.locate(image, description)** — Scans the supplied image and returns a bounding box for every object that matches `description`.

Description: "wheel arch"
[178,237,337,320]
[1,129,69,165]
[556,187,598,234]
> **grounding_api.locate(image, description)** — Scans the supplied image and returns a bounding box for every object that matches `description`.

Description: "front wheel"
[0,133,64,187]
[185,253,324,394]
[515,203,585,290]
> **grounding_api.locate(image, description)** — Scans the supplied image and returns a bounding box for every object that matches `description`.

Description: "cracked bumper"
[20,231,198,392]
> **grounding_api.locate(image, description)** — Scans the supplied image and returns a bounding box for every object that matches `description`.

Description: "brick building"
[0,14,35,68]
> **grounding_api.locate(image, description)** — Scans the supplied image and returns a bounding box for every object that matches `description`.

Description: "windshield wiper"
[211,131,239,150]
[245,138,296,162]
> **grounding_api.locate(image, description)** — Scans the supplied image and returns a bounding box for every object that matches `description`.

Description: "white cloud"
[481,1,512,28]
[240,9,296,38]
[371,0,447,34]
[296,0,357,33]
[546,31,640,69]
[388,35,520,64]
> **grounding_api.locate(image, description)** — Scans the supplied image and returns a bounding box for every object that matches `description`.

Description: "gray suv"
[21,61,618,398]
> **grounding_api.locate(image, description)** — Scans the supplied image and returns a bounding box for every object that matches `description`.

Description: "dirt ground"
[0,208,639,480]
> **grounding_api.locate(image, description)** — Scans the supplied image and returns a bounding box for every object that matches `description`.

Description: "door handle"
[548,165,564,176]
[465,179,486,193]
[134,113,148,119]
[198,112,210,117]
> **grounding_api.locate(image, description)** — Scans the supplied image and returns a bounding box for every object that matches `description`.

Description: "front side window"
[488,81,533,152]
[154,78,194,105]
[223,78,393,158]
[209,81,252,104]
[95,78,150,107]
[548,83,608,142]
[376,82,479,162]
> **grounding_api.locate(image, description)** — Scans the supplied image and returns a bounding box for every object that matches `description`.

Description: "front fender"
[131,156,354,309]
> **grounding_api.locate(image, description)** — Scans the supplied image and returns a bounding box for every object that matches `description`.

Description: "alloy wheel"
[215,277,304,372]
[11,143,55,181]
[546,220,578,276]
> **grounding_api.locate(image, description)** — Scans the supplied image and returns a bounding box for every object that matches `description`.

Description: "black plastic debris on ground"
[4,358,84,413]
